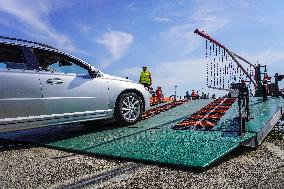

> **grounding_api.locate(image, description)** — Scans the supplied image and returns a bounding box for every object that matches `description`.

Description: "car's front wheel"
[114,92,143,125]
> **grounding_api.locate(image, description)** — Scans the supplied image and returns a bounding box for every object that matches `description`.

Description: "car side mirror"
[88,69,102,78]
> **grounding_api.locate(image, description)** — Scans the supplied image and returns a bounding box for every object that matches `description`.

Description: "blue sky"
[1,0,284,97]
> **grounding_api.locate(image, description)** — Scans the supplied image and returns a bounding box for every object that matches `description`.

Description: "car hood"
[102,74,136,83]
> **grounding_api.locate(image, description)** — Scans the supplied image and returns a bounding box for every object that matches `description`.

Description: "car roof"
[0,36,95,71]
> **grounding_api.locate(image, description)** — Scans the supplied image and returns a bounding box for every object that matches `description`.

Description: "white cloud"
[152,59,206,86]
[240,49,284,87]
[161,8,229,55]
[154,16,170,22]
[192,1,229,33]
[160,24,201,55]
[96,31,134,69]
[120,67,141,78]
[0,0,75,51]
[198,16,228,33]
[243,49,284,66]
[126,2,140,12]
[77,23,92,35]
[159,2,229,55]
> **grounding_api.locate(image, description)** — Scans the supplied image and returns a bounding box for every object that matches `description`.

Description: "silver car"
[0,37,151,132]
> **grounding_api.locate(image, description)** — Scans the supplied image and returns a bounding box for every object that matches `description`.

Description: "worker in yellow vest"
[139,66,152,89]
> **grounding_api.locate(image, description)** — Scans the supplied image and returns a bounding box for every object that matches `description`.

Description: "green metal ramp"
[76,130,253,169]
[213,97,284,147]
[0,99,257,169]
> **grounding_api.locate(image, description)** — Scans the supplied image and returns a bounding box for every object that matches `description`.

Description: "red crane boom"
[194,29,257,87]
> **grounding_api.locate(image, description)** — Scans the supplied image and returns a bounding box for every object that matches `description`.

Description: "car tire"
[114,92,143,125]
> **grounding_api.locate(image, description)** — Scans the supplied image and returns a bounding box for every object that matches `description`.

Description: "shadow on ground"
[0,138,33,152]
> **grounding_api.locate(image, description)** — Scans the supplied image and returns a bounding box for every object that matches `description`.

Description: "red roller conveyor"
[142,100,187,120]
[174,98,237,130]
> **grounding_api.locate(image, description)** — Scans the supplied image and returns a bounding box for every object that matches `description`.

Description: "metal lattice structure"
[194,29,257,95]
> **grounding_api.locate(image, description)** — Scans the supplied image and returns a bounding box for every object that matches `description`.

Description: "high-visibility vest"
[140,70,151,85]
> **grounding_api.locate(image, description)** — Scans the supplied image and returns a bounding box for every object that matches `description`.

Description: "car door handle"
[46,78,63,85]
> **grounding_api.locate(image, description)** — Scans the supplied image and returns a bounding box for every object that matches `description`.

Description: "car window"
[49,61,88,75]
[33,49,88,75]
[0,45,27,70]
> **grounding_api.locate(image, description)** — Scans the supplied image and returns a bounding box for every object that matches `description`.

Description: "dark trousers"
[141,83,151,89]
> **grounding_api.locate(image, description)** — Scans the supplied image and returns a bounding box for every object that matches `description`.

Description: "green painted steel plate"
[245,97,284,133]
[82,129,252,169]
[45,100,213,150]
[0,99,262,168]
[45,99,253,168]
[213,97,284,134]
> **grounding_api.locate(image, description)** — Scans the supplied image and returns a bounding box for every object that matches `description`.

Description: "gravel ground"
[84,135,284,189]
[0,139,122,189]
[0,133,283,189]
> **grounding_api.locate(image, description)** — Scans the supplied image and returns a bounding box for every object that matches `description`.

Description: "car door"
[33,49,109,115]
[0,44,43,119]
